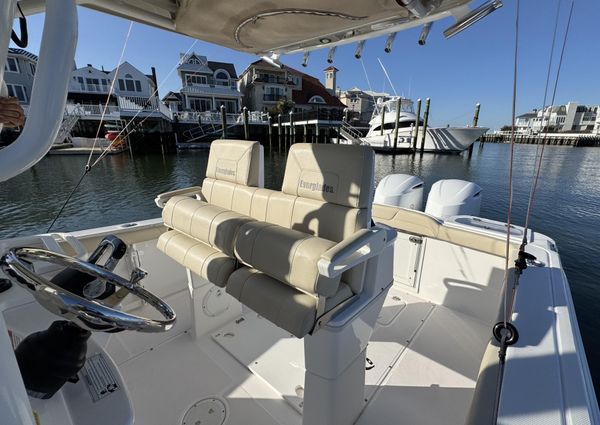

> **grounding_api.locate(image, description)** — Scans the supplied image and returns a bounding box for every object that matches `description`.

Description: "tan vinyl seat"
[157,140,262,287]
[226,143,375,337]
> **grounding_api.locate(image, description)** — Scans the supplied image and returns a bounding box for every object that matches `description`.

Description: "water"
[1,143,599,396]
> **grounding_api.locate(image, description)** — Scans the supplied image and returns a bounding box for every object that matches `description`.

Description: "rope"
[501,0,520,330]
[86,21,134,168]
[522,0,574,245]
[492,2,521,421]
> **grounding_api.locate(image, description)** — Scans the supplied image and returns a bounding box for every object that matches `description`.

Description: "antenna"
[377,57,398,96]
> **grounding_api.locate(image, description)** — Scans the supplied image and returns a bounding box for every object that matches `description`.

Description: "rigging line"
[522,0,564,244]
[46,168,89,233]
[91,40,198,167]
[377,57,398,96]
[502,0,520,330]
[86,21,134,168]
[492,0,521,421]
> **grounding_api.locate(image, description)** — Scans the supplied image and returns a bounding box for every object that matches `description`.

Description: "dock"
[481,132,600,147]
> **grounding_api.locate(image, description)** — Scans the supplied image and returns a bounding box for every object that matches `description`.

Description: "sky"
[12,0,600,129]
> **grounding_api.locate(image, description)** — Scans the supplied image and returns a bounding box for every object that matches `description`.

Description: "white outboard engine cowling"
[374,174,424,210]
[425,179,482,219]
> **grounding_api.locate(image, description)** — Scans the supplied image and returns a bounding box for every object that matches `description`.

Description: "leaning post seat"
[225,143,391,338]
[157,140,263,287]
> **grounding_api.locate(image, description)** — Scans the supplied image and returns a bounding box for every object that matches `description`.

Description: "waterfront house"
[238,59,344,118]
[338,87,393,126]
[65,61,167,138]
[513,102,599,134]
[164,53,242,115]
[3,48,37,115]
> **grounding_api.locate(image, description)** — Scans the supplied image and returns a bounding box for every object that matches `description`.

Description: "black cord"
[10,3,28,48]
[46,166,90,233]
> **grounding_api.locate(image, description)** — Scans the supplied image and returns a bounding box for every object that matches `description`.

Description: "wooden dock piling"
[468,103,480,157]
[393,97,401,150]
[413,99,422,152]
[243,106,249,140]
[220,105,227,139]
[420,98,430,155]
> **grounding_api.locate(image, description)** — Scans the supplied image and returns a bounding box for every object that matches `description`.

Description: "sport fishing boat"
[1,1,598,425]
[340,97,489,153]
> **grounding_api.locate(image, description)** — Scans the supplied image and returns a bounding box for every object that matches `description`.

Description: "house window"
[189,98,212,112]
[185,74,207,86]
[308,95,326,104]
[188,57,201,64]
[216,99,237,114]
[118,73,141,92]
[214,71,229,86]
[29,63,36,75]
[6,84,27,102]
[4,57,19,73]
[86,78,100,91]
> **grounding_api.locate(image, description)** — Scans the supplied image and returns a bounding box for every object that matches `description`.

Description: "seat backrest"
[201,139,263,208]
[279,143,375,294]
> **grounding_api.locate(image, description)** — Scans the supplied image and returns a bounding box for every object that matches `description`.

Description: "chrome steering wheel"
[0,247,176,333]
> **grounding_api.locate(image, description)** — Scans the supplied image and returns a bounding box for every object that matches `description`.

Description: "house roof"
[8,48,37,62]
[207,61,238,78]
[162,91,182,102]
[517,112,538,119]
[292,73,344,107]
[324,66,339,72]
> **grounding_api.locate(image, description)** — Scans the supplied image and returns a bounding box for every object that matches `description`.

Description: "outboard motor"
[425,179,482,219]
[374,174,424,210]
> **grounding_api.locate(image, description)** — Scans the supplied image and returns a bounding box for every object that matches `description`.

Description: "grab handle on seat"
[318,225,396,278]
[154,186,204,208]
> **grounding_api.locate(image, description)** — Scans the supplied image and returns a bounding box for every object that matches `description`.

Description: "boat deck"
[118,286,490,425]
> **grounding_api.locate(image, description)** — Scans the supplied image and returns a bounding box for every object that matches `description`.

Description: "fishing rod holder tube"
[354,40,365,59]
[418,22,433,45]
[384,32,397,53]
[443,0,503,39]
[302,51,310,67]
[0,0,78,182]
[327,46,337,64]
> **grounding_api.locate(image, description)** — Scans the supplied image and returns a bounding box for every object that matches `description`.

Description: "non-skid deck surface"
[213,286,490,425]
[118,286,490,425]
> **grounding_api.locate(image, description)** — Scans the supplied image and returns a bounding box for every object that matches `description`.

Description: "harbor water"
[1,142,599,397]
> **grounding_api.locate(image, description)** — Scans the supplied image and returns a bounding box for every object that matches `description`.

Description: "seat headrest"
[282,144,374,208]
[206,140,261,186]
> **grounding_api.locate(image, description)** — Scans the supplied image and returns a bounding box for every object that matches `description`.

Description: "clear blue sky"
[13,0,599,129]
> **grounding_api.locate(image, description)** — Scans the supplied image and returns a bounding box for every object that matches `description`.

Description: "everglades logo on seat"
[299,179,335,194]
[215,166,236,177]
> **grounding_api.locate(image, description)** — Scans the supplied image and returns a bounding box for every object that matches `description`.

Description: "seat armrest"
[318,225,396,279]
[155,186,204,208]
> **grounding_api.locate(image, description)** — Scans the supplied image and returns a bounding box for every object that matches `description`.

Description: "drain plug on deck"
[182,398,227,425]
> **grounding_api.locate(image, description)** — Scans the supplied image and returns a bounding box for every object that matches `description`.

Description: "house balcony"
[69,82,110,93]
[252,75,291,85]
[263,94,286,102]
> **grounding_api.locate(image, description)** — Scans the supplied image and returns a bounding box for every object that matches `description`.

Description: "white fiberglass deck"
[117,286,490,425]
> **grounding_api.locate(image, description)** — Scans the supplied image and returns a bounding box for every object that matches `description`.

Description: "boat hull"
[345,127,489,153]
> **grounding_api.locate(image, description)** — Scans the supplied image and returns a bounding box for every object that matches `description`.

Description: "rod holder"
[302,51,310,67]
[443,0,503,39]
[354,40,365,59]
[327,46,337,64]
[418,22,432,46]
[384,32,397,53]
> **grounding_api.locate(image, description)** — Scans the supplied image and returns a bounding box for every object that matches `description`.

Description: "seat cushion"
[163,195,254,256]
[157,230,236,287]
[226,267,353,338]
[234,221,340,297]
